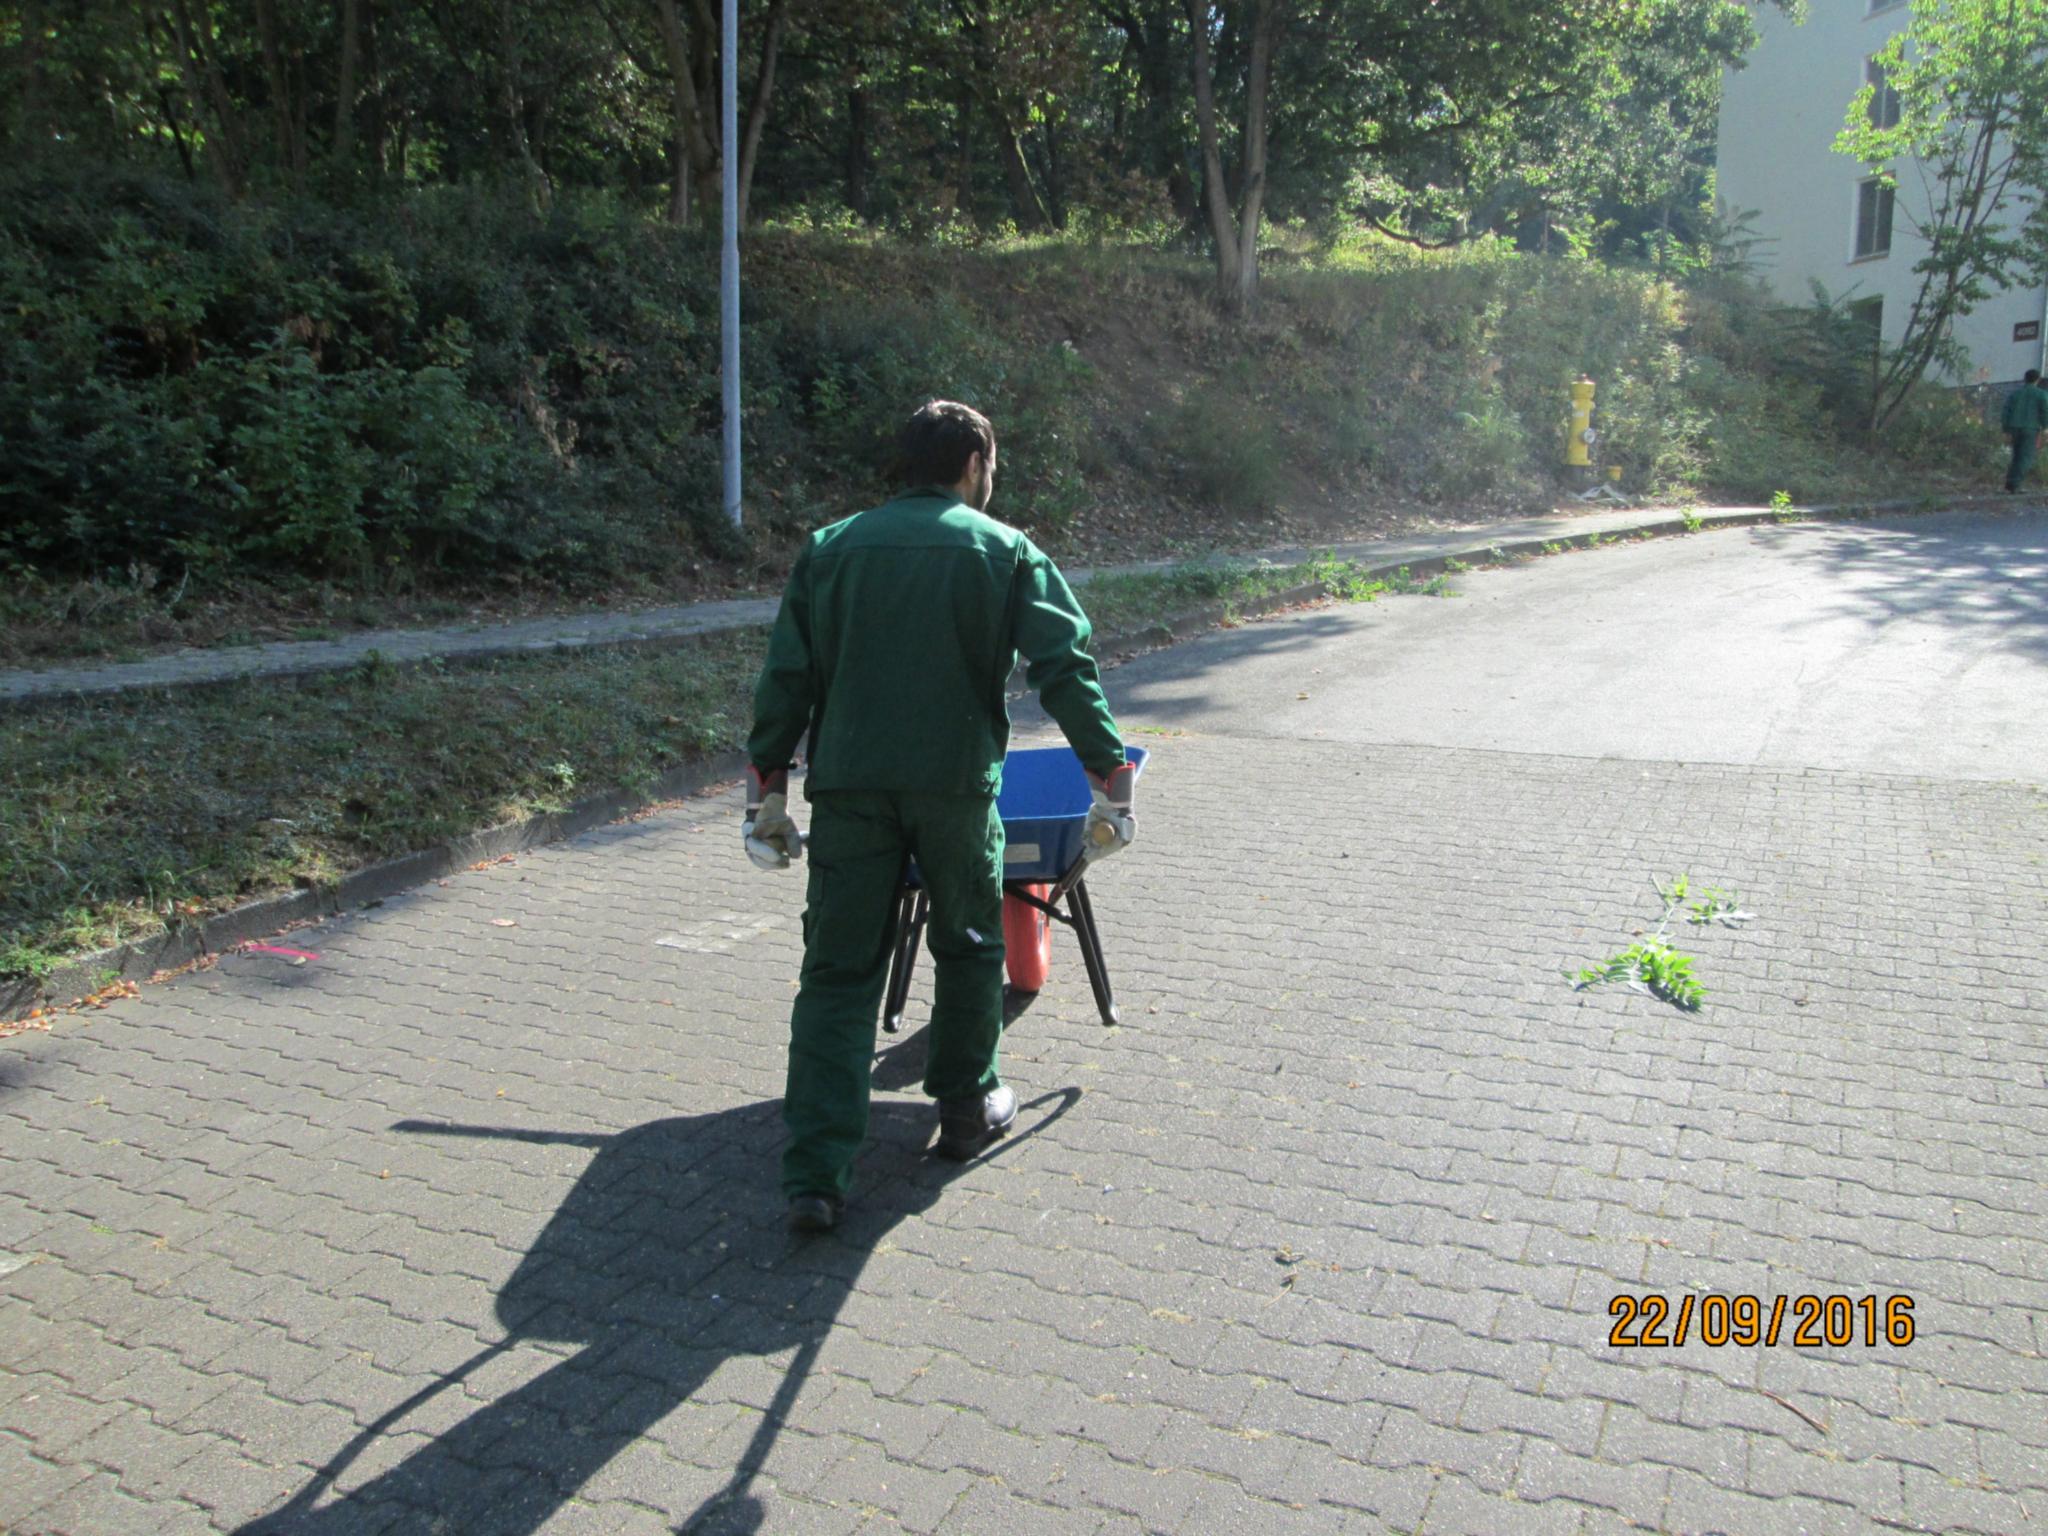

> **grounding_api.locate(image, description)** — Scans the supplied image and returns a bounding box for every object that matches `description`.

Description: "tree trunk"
[1044,113,1066,229]
[1186,0,1244,305]
[292,48,311,177]
[654,0,719,225]
[952,2,1050,232]
[1232,0,1277,308]
[844,84,870,218]
[737,0,787,227]
[332,0,362,164]
[955,87,973,219]
[1871,101,2015,431]
[364,0,386,178]
[1186,0,1282,310]
[155,82,199,179]
[992,110,1052,231]
[9,0,45,153]
[138,7,198,179]
[253,0,303,184]
[1121,7,1197,229]
[692,0,717,120]
[168,0,248,194]
[492,0,549,209]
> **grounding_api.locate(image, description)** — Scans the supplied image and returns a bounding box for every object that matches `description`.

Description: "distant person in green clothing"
[743,399,1137,1233]
[2003,368,2048,492]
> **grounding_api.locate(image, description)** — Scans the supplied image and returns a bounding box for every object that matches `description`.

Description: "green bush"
[1148,378,1286,512]
[0,160,1978,603]
[0,163,734,587]
[772,292,1094,535]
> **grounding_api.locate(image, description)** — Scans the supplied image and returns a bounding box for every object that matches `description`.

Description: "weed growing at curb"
[1380,564,1455,597]
[1681,509,1704,533]
[1771,489,1798,523]
[1570,873,1753,1010]
[1301,554,1456,602]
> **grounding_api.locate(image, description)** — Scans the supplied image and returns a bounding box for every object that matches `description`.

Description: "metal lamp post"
[720,0,741,530]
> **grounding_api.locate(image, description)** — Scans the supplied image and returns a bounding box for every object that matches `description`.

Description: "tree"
[594,0,789,225]
[1160,0,1765,312]
[1186,0,1282,311]
[1836,0,2048,430]
[1363,0,1762,264]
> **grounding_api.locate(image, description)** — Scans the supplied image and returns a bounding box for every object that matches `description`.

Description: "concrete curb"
[1,578,1349,1018]
[5,492,2030,711]
[2,493,2029,1016]
[2,749,750,1019]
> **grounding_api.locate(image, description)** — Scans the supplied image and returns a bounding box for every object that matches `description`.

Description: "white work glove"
[742,765,805,870]
[1083,759,1137,861]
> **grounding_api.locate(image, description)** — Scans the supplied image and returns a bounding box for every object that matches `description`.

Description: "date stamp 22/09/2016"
[1607,1293,1916,1348]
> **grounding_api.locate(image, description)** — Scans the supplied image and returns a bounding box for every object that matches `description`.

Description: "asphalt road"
[1068,510,2048,783]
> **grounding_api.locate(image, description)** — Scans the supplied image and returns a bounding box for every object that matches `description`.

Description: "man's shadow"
[239,1081,1078,1535]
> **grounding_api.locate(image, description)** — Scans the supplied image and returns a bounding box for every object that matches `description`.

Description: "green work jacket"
[747,489,1124,798]
[2001,383,2048,434]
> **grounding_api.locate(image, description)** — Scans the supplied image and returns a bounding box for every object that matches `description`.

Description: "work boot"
[787,1194,842,1234]
[935,1084,1018,1161]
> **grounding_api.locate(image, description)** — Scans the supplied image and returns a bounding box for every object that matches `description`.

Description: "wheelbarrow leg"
[883,886,927,1034]
[1066,877,1119,1026]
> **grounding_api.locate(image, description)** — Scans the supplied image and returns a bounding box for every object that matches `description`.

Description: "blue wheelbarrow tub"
[902,744,1150,887]
[996,744,1148,882]
[890,744,1147,1029]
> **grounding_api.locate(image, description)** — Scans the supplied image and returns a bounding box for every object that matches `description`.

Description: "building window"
[1855,179,1894,259]
[1865,58,1901,129]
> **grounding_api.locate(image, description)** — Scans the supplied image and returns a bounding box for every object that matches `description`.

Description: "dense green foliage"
[0,165,1099,586]
[0,159,1986,595]
[1,0,1755,258]
[0,4,1988,598]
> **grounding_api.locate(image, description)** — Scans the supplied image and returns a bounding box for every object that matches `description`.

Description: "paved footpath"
[4,711,2046,1531]
[0,502,1835,706]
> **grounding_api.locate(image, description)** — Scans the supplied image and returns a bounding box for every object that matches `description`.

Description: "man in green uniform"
[744,400,1137,1234]
[2003,368,2048,492]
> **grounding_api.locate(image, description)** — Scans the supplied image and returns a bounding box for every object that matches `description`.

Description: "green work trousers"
[2008,431,2039,491]
[782,791,1007,1200]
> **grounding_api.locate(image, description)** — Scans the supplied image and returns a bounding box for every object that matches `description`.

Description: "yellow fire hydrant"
[1566,377,1596,468]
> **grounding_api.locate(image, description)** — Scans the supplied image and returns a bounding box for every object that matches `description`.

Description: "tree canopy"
[3,0,1766,299]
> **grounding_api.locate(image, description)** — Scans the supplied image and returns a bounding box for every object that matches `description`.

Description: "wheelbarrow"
[882,745,1148,1031]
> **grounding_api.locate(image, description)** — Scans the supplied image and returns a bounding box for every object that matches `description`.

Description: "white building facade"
[1717,0,2048,390]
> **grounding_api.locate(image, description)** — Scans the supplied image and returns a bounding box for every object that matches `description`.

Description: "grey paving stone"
[1415,1475,1592,1536]
[0,1429,97,1525]
[2,732,2044,1536]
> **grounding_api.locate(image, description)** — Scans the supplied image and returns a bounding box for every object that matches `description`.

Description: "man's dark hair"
[2028,369,2042,384]
[895,399,995,487]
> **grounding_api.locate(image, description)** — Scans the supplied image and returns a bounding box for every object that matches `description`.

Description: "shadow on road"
[239,1088,1079,1535]
[0,1051,50,1101]
[1766,512,2048,661]
[1015,608,1359,732]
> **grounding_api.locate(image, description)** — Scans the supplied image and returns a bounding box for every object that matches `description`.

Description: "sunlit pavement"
[4,511,2045,1534]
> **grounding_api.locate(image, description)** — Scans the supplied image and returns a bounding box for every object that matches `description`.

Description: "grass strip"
[1078,553,1447,636]
[1,552,1452,982]
[2,635,765,981]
